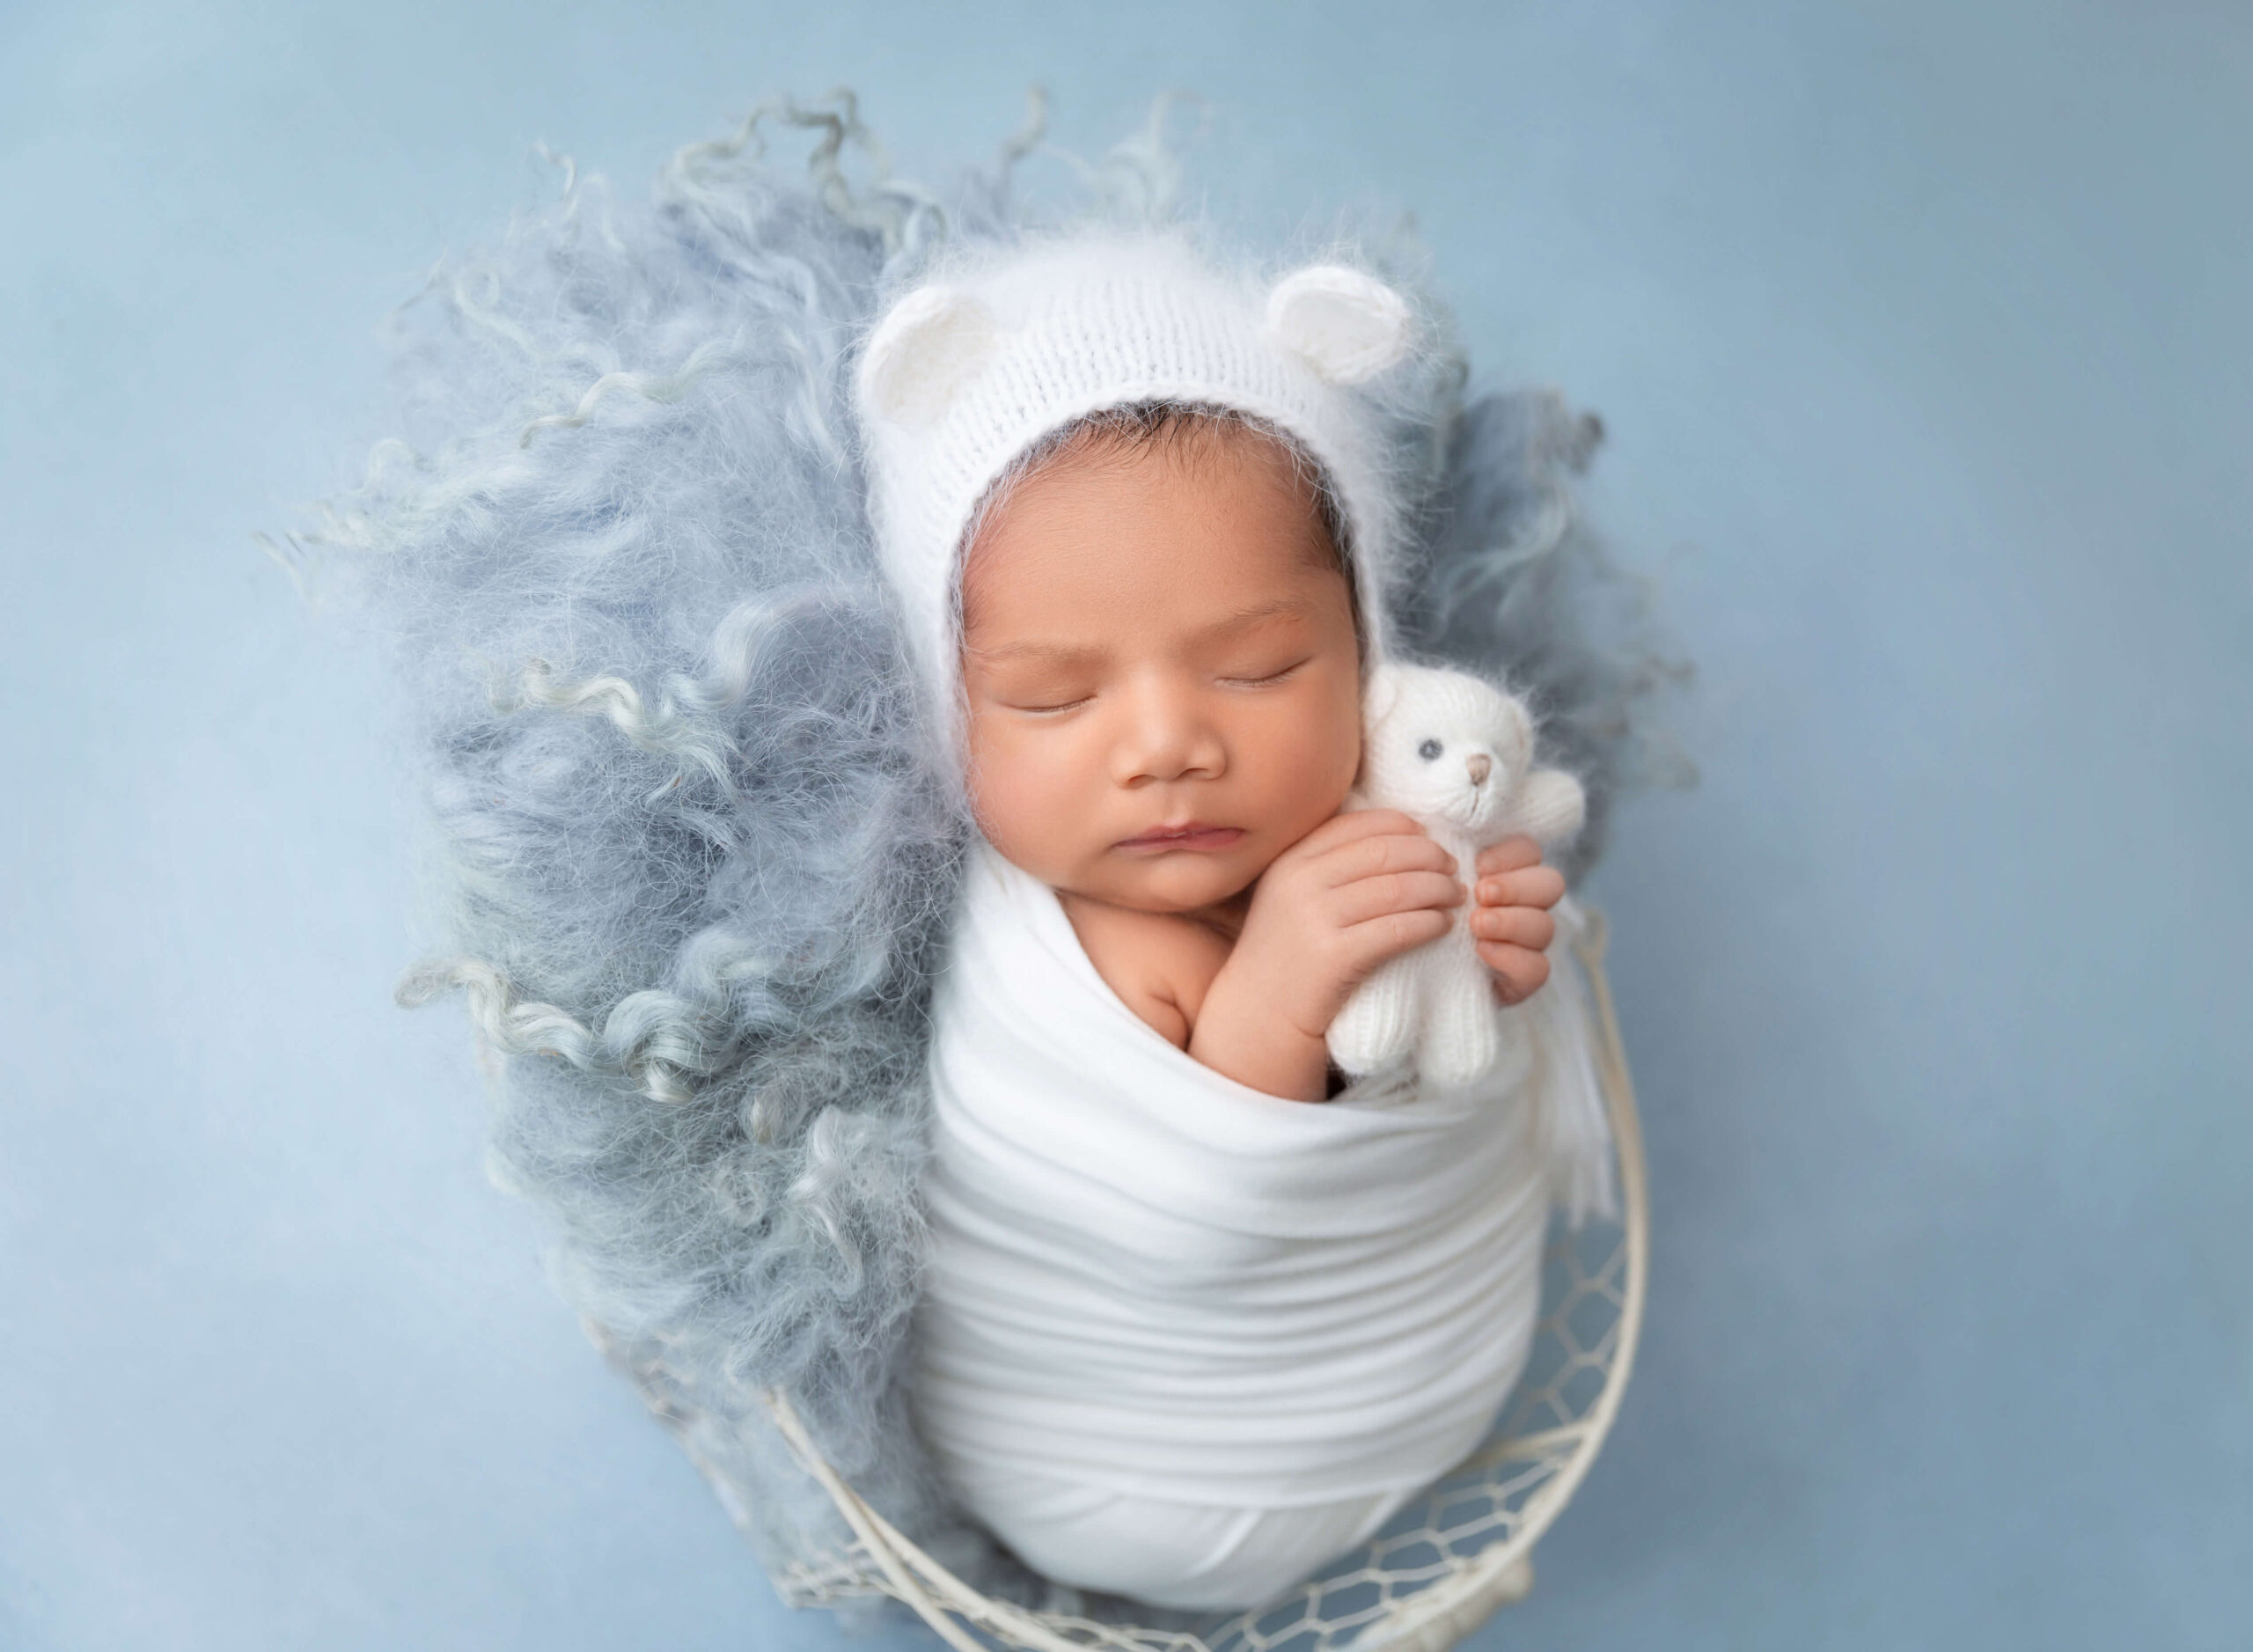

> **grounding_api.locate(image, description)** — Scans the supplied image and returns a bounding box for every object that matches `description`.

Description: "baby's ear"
[857,285,999,430]
[1264,266,1413,385]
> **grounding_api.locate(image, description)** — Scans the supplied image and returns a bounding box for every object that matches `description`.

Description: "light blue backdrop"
[3,2,2246,1648]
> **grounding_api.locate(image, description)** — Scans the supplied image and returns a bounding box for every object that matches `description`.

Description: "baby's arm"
[1189,811,1463,1101]
[1059,894,1235,1051]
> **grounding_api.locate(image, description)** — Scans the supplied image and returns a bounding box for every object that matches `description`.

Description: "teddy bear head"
[1355,663,1535,835]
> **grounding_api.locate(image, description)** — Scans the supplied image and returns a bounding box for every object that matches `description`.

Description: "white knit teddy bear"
[1327,663,1587,1089]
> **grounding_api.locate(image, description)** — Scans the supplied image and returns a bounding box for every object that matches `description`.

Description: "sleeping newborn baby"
[856,238,1574,1609]
[958,408,1563,1102]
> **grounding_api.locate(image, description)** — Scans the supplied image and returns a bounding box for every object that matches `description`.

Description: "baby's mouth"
[1113,822,1245,855]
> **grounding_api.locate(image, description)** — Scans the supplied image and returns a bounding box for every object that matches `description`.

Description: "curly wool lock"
[297,96,1674,1604]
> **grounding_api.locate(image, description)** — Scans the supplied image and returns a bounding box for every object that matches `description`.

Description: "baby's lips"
[1112,822,1244,852]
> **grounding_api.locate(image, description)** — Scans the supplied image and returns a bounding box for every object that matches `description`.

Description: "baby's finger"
[1476,863,1565,911]
[1471,905,1555,951]
[1303,808,1426,850]
[1315,827,1456,886]
[1341,905,1455,971]
[1478,942,1552,1005]
[1474,835,1543,879]
[1332,868,1464,927]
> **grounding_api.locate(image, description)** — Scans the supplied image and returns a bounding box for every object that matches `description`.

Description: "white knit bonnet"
[852,233,1419,750]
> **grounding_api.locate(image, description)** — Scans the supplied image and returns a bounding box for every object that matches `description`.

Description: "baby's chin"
[1060,848,1265,915]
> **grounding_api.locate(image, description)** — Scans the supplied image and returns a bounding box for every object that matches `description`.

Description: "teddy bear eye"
[1417,739,1442,760]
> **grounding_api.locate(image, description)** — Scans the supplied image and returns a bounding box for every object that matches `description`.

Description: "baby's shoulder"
[1056,896,1233,1050]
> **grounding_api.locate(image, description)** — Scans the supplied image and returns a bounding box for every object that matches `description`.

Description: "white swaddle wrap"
[914,845,1567,1609]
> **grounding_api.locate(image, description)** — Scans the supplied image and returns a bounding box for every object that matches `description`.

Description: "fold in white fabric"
[913,845,1556,1609]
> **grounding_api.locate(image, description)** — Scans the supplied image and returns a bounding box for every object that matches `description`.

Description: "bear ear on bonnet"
[1262,265,1413,385]
[858,258,1413,434]
[857,285,1000,430]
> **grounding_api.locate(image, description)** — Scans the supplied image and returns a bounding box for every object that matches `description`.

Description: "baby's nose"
[1466,753,1493,786]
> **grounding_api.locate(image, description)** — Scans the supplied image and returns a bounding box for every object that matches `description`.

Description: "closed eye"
[1220,658,1310,687]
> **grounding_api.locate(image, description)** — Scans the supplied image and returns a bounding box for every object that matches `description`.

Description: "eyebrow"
[962,637,1106,666]
[963,598,1318,666]
[1203,597,1319,633]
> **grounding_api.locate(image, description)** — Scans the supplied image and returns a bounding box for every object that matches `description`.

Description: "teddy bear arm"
[1510,767,1588,848]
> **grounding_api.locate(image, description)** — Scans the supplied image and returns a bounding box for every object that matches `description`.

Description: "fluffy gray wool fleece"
[298,95,1675,1606]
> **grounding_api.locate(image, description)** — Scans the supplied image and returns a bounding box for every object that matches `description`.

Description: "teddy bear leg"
[1326,953,1421,1078]
[1420,958,1506,1090]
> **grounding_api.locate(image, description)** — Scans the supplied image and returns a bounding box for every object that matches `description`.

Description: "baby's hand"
[1188,811,1462,1099]
[1237,811,1466,1039]
[1471,836,1566,1006]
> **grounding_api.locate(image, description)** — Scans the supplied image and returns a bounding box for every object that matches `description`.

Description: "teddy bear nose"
[1466,753,1492,786]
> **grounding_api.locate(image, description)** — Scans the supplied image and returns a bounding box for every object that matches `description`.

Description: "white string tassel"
[1526,897,1619,1227]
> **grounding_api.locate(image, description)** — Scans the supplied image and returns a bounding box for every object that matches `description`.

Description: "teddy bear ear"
[857,285,1000,430]
[1497,693,1535,761]
[1264,266,1413,385]
[1362,662,1402,724]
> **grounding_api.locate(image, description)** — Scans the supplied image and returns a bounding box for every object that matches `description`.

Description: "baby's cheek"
[1246,706,1361,834]
[965,721,1095,879]
[963,721,1037,845]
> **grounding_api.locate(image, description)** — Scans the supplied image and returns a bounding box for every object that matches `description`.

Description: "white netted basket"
[759,912,1648,1652]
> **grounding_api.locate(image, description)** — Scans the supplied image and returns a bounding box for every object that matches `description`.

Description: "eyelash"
[1221,660,1307,687]
[1003,660,1305,715]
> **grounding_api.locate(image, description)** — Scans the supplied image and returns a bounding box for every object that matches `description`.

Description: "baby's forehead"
[958,411,1350,635]
[1032,408,1327,514]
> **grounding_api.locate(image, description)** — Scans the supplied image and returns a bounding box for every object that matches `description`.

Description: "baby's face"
[958,426,1362,915]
